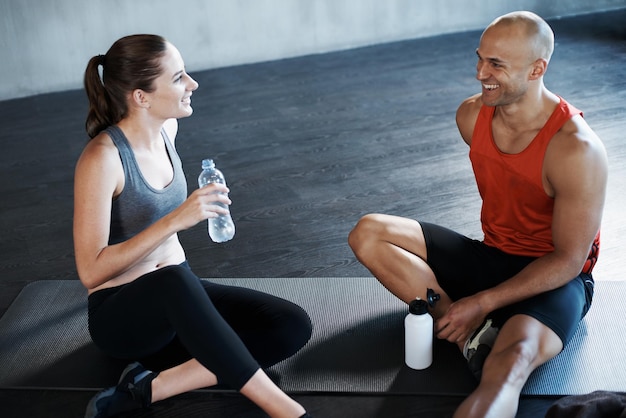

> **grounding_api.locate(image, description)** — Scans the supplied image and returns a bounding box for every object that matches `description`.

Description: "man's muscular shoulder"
[456,93,483,145]
[543,114,607,198]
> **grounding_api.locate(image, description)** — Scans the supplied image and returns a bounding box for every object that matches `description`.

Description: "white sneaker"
[463,318,499,380]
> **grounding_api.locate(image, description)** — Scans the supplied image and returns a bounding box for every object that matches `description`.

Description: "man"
[348,11,607,418]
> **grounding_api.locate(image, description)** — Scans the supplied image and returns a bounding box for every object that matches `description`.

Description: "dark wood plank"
[1,9,624,418]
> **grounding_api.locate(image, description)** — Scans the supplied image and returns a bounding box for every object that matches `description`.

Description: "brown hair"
[84,34,168,138]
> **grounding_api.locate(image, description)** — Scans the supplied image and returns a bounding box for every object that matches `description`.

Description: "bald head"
[485,11,555,63]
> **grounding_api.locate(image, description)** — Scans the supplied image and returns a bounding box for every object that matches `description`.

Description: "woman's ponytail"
[84,55,118,138]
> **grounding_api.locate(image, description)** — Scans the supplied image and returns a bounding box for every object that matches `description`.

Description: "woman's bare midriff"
[87,236,187,294]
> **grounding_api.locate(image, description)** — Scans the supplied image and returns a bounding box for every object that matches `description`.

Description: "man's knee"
[348,213,385,253]
[482,314,563,385]
[482,339,537,388]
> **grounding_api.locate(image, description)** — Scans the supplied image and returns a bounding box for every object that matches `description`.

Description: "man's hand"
[435,295,488,345]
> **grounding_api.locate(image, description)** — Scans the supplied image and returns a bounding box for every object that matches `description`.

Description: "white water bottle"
[404,298,433,370]
[198,159,235,243]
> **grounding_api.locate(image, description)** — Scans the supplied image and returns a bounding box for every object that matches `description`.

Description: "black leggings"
[87,263,312,390]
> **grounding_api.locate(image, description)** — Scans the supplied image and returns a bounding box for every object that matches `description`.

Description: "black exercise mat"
[0,278,624,395]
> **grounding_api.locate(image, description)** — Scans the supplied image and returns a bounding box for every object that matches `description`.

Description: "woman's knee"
[261,302,312,364]
[283,304,313,350]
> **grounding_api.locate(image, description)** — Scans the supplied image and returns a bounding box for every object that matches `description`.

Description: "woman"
[76,34,312,418]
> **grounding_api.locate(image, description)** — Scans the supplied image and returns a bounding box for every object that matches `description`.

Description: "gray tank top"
[106,125,188,245]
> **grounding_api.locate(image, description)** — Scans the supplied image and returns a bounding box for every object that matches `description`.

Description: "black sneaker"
[116,362,152,390]
[463,318,499,381]
[85,362,156,418]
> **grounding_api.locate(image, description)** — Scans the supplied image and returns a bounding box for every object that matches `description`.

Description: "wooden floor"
[1,8,625,418]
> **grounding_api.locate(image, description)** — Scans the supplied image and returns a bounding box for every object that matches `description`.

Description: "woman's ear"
[131,89,150,109]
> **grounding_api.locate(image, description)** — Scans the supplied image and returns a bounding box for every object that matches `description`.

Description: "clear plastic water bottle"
[198,159,235,243]
[404,298,433,370]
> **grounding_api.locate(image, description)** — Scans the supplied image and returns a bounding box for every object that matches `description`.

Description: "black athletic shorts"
[420,222,594,347]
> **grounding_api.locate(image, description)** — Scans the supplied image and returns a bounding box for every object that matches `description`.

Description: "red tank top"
[469,97,599,273]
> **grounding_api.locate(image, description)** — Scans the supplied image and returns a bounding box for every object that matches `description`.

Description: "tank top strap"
[539,97,583,141]
[104,125,142,185]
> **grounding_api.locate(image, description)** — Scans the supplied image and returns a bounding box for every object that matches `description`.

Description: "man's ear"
[529,58,548,80]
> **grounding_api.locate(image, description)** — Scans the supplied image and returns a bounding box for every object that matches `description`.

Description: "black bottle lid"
[426,288,441,307]
[408,299,429,315]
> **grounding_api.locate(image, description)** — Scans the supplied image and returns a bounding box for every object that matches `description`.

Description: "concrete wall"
[1,0,624,100]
